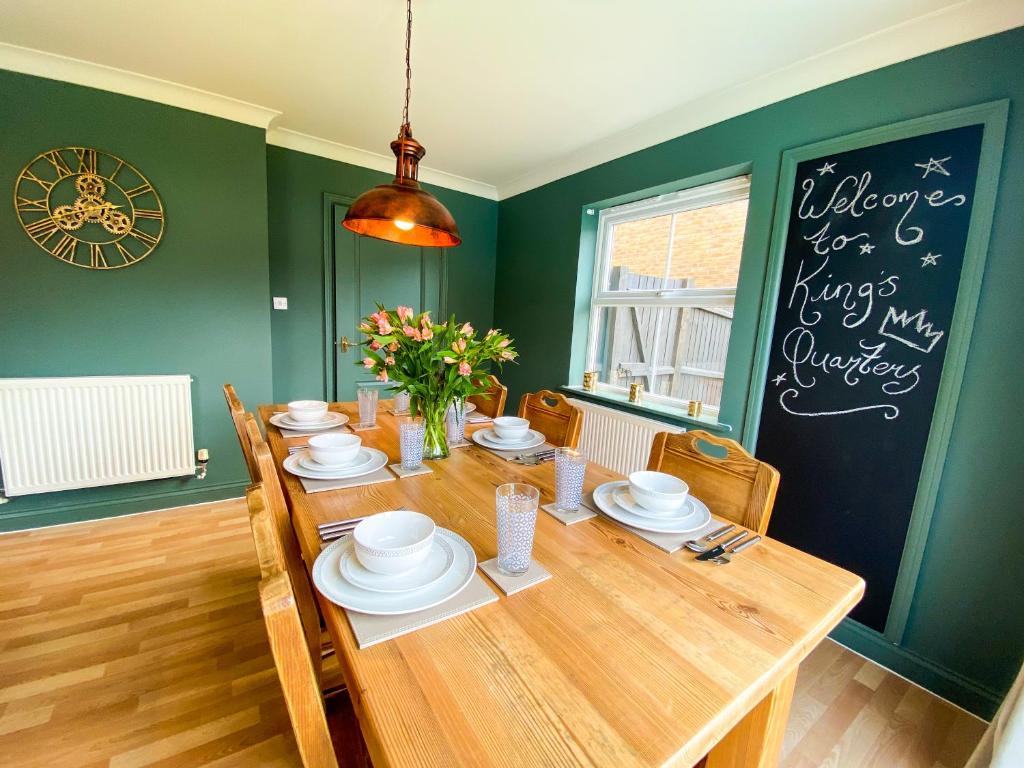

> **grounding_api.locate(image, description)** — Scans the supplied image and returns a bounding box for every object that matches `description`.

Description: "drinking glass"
[554,448,587,512]
[495,483,540,576]
[446,398,466,445]
[392,389,410,415]
[357,386,378,427]
[399,416,425,470]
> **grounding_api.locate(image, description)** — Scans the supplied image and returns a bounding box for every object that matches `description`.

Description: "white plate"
[298,448,374,474]
[471,428,546,451]
[313,528,476,615]
[464,402,477,414]
[612,485,695,520]
[273,412,345,429]
[340,536,455,594]
[593,481,711,533]
[283,448,388,480]
[269,411,349,431]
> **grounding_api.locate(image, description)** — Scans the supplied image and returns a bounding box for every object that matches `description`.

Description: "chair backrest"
[517,389,583,449]
[645,430,780,534]
[467,374,508,419]
[257,566,339,768]
[245,416,325,680]
[223,384,258,482]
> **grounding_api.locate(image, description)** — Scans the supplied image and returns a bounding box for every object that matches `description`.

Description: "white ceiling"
[0,0,1020,199]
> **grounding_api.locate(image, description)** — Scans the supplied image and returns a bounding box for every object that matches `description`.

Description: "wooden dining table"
[259,401,864,768]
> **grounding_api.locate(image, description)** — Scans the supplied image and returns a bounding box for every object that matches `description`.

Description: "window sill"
[560,385,732,433]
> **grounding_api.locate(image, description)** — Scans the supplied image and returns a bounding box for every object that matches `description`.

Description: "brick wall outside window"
[608,199,748,288]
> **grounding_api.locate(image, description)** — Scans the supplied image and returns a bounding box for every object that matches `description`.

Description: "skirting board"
[830,617,1003,719]
[0,479,249,533]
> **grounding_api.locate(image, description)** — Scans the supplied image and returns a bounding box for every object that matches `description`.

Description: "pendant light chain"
[401,0,412,136]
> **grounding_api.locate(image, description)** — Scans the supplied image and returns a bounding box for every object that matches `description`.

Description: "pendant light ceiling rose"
[342,0,461,248]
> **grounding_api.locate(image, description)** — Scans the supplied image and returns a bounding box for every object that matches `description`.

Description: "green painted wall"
[266,145,498,403]
[0,69,273,530]
[494,27,1024,716]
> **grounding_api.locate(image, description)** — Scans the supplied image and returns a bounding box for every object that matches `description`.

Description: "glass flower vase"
[417,397,450,460]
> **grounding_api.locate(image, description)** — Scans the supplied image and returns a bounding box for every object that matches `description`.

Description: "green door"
[331,201,444,401]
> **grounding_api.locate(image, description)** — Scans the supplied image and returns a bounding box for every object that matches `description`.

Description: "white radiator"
[0,375,195,497]
[567,398,684,476]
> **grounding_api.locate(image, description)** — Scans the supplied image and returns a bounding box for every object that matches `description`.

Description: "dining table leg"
[705,665,798,768]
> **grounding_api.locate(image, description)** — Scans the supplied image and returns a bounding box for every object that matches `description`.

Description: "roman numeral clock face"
[14,147,164,269]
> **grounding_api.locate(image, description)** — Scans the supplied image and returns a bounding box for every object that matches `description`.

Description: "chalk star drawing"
[816,161,836,175]
[920,252,941,267]
[914,156,951,178]
[772,373,787,386]
[859,243,875,255]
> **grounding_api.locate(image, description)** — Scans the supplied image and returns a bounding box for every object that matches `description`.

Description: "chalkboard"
[756,123,985,631]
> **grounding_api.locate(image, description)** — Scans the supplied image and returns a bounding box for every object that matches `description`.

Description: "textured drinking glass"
[399,416,425,470]
[357,386,378,426]
[393,389,410,414]
[446,398,466,445]
[554,448,587,512]
[495,483,540,576]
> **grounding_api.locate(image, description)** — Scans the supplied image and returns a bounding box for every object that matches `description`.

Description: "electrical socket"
[273,297,288,310]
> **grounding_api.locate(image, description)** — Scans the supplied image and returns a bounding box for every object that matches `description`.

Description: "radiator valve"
[195,448,210,480]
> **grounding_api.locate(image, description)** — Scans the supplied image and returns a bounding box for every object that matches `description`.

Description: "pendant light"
[342,0,461,247]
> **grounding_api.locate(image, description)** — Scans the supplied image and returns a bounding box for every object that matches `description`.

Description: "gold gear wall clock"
[14,147,165,269]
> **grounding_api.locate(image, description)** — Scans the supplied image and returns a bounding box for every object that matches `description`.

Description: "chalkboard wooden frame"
[742,100,1008,643]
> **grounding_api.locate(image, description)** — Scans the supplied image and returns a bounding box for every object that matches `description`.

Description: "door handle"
[338,336,351,353]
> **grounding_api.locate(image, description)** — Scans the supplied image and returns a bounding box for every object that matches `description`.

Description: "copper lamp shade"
[342,128,461,248]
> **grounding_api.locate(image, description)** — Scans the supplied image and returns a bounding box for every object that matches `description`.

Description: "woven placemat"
[298,466,396,494]
[344,575,498,649]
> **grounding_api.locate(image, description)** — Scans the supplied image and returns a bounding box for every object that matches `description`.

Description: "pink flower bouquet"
[358,305,517,457]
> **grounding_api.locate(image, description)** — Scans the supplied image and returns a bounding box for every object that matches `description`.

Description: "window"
[585,175,750,416]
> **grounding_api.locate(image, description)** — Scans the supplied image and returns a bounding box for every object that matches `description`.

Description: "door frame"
[321,192,450,401]
[321,193,355,401]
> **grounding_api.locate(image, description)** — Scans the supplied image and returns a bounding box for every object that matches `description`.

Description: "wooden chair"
[517,389,583,449]
[223,383,258,482]
[244,416,336,684]
[645,430,780,534]
[249,488,368,768]
[467,374,507,419]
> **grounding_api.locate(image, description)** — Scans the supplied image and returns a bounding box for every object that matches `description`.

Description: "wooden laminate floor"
[0,500,987,768]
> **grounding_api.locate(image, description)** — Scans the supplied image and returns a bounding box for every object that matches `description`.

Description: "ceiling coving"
[0,0,1020,200]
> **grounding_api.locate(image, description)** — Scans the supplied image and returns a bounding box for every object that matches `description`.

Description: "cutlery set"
[512,449,556,465]
[318,517,366,544]
[704,536,761,565]
[686,524,762,565]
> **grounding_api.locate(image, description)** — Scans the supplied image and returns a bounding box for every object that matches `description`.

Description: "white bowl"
[353,511,436,575]
[493,416,530,441]
[287,399,328,423]
[308,433,361,467]
[628,471,689,513]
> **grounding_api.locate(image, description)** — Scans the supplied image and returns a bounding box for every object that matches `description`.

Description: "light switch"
[273,297,288,310]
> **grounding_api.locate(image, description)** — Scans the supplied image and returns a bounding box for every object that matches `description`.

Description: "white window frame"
[585,175,751,415]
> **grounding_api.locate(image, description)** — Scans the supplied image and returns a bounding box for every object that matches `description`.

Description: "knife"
[695,531,747,561]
